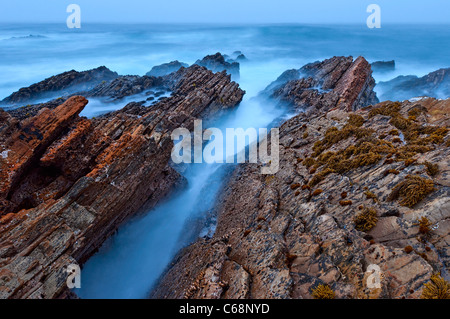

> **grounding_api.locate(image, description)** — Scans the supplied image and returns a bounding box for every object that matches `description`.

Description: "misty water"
[0,23,449,298]
[74,63,289,298]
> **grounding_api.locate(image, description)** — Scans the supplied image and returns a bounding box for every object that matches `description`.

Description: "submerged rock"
[85,75,164,100]
[5,34,48,40]
[377,67,450,101]
[234,54,247,62]
[371,60,395,72]
[225,52,247,63]
[0,65,245,298]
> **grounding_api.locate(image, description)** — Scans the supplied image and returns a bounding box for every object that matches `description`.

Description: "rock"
[85,75,164,100]
[371,60,395,72]
[377,68,450,101]
[1,67,118,106]
[146,60,189,77]
[0,65,245,298]
[195,52,240,79]
[225,52,247,63]
[5,98,76,121]
[0,96,88,211]
[264,56,379,113]
[151,67,449,299]
[235,54,247,62]
[263,69,301,93]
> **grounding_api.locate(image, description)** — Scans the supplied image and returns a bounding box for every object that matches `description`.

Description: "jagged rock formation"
[371,60,395,72]
[84,75,164,100]
[2,53,243,115]
[3,60,243,120]
[151,60,449,299]
[146,60,189,77]
[1,67,119,106]
[377,68,450,101]
[263,56,379,113]
[0,65,245,298]
[195,53,240,79]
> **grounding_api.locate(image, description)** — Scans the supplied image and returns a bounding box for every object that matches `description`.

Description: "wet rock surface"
[0,65,245,298]
[152,58,449,299]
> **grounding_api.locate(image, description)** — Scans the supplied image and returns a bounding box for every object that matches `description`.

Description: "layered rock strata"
[0,65,245,298]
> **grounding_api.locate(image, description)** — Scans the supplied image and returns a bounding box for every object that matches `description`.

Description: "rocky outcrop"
[371,60,395,72]
[1,67,119,106]
[264,56,379,113]
[377,68,450,101]
[151,58,448,299]
[152,95,449,299]
[0,65,245,298]
[4,62,241,120]
[85,75,164,100]
[146,61,189,77]
[195,53,240,79]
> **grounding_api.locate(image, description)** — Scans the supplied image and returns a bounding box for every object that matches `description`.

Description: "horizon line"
[1,21,450,26]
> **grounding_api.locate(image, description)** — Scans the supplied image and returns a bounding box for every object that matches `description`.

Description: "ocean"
[1,23,450,103]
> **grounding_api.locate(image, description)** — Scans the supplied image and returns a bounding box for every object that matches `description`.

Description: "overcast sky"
[0,0,449,24]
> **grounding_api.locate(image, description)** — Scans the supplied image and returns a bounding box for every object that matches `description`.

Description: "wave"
[3,34,48,40]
